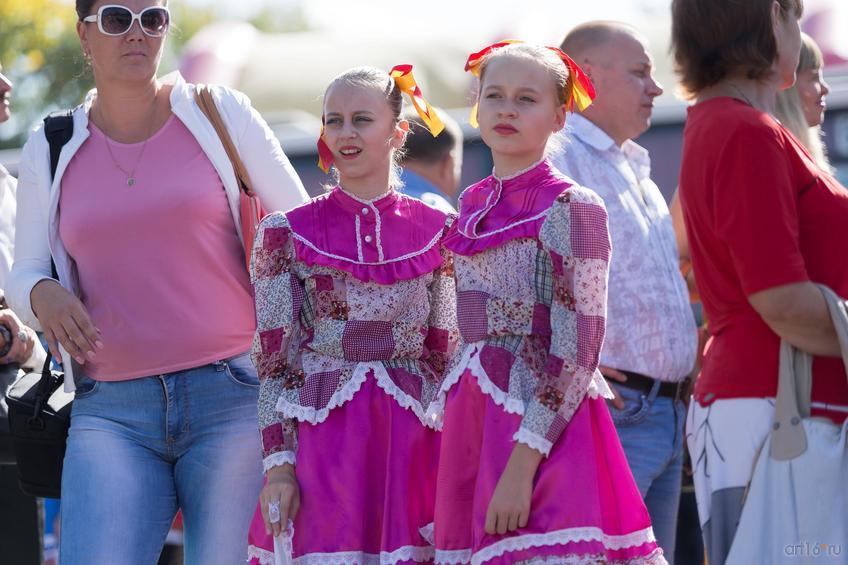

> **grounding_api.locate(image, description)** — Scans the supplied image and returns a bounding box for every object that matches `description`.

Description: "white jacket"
[8,72,309,335]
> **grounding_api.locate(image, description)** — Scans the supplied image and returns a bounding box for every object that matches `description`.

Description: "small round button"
[362,208,369,215]
[364,235,373,243]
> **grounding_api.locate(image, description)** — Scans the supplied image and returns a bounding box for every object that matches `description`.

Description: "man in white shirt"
[550,22,698,562]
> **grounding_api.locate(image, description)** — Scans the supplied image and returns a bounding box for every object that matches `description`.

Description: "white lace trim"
[588,370,614,400]
[373,201,385,262]
[419,522,435,545]
[428,344,611,439]
[338,185,394,204]
[277,362,440,431]
[458,210,549,240]
[469,526,658,565]
[428,342,527,425]
[435,548,472,564]
[425,344,480,427]
[290,228,443,266]
[513,427,553,457]
[276,364,369,424]
[247,544,276,565]
[263,451,297,473]
[355,214,364,262]
[291,546,435,564]
[370,364,440,431]
[516,548,666,565]
[492,156,547,182]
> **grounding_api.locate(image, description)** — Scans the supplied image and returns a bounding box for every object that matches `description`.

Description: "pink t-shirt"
[59,115,255,380]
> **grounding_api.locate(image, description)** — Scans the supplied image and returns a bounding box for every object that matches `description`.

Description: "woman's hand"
[261,463,300,537]
[30,279,102,365]
[485,442,543,535]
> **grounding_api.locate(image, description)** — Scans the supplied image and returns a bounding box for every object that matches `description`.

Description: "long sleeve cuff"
[263,451,296,473]
[515,399,567,457]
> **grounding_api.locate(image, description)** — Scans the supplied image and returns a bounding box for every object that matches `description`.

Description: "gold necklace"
[97,97,158,187]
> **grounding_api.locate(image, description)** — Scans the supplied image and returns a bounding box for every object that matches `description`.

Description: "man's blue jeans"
[59,353,264,565]
[611,379,686,564]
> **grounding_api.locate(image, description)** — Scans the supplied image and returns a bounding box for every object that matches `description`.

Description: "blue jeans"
[610,380,685,564]
[60,353,264,565]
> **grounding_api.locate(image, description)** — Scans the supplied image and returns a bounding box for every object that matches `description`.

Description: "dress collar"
[457,159,563,239]
[491,156,548,182]
[331,185,399,215]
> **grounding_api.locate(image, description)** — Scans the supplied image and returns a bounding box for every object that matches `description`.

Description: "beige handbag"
[194,85,266,271]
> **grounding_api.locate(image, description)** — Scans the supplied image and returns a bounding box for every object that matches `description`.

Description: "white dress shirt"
[0,164,16,292]
[551,114,696,382]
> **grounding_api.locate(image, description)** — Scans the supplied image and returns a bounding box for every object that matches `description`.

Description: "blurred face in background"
[581,31,663,145]
[772,3,803,89]
[0,64,12,123]
[796,66,830,126]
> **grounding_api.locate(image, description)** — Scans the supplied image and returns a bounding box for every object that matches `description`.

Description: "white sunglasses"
[82,5,170,37]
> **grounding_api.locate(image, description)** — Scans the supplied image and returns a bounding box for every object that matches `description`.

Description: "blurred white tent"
[178,0,847,149]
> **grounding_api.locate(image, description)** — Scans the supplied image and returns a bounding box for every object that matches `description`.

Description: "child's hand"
[261,464,300,538]
[485,442,544,535]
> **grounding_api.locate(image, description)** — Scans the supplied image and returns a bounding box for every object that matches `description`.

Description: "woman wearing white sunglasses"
[7,1,309,563]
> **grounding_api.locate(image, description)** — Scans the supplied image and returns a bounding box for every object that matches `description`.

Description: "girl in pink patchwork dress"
[247,65,457,565]
[433,42,665,564]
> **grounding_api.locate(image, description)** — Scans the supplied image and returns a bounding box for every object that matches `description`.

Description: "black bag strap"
[42,111,73,284]
[43,110,74,180]
[30,354,62,425]
[37,110,74,372]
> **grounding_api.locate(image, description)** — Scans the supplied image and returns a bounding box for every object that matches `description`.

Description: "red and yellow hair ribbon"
[463,39,596,127]
[317,124,334,174]
[546,46,596,113]
[464,39,521,77]
[316,64,444,173]
[390,64,445,137]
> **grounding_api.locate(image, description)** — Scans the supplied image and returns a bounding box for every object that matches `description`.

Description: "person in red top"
[672,0,848,564]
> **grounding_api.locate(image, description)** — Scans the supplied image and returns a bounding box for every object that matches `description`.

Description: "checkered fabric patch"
[341,321,396,362]
[569,202,610,261]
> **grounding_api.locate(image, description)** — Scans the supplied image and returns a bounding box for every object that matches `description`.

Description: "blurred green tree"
[0,0,220,148]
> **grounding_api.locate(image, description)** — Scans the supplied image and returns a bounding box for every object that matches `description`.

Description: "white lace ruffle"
[276,364,369,424]
[418,522,435,545]
[515,547,666,565]
[434,548,473,564]
[512,427,553,457]
[587,370,614,400]
[469,526,658,565]
[290,224,443,266]
[263,451,297,473]
[277,362,440,432]
[370,364,440,431]
[290,545,434,564]
[424,344,475,427]
[247,545,276,565]
[428,343,527,426]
